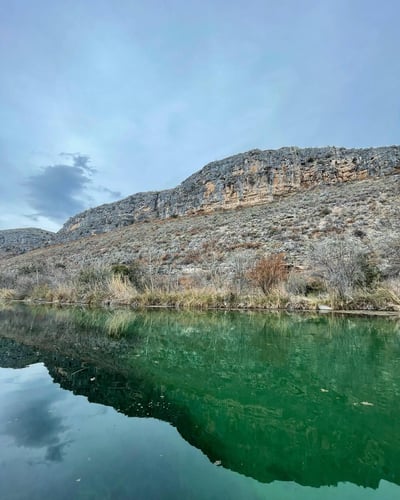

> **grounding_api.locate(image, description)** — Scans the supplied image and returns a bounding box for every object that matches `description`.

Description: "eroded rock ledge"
[57,145,400,242]
[1,145,399,257]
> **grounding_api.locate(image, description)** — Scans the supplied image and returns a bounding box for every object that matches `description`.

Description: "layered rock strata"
[1,172,399,282]
[57,146,400,242]
[1,146,399,258]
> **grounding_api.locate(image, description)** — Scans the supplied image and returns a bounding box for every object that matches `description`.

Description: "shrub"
[320,207,331,216]
[0,272,16,289]
[77,267,111,289]
[247,253,288,295]
[285,272,309,296]
[181,250,203,265]
[111,262,148,292]
[18,262,45,275]
[353,229,366,238]
[231,252,251,294]
[310,237,379,299]
[375,236,400,279]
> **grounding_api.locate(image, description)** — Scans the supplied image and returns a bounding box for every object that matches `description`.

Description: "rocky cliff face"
[0,228,56,258]
[57,146,400,242]
[1,146,399,258]
[1,171,399,288]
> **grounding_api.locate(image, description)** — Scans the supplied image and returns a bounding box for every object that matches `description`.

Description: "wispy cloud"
[24,154,121,223]
[1,366,68,463]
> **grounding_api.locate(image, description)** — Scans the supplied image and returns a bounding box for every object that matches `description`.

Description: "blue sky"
[0,0,399,231]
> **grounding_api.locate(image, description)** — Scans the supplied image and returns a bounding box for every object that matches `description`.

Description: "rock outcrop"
[0,146,399,259]
[1,169,399,285]
[57,146,400,242]
[0,228,56,258]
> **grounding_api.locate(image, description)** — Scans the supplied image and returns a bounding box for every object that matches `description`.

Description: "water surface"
[1,306,400,499]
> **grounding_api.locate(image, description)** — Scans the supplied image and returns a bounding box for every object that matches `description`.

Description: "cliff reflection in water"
[1,305,400,489]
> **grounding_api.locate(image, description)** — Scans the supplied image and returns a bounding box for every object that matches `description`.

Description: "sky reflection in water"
[0,364,268,499]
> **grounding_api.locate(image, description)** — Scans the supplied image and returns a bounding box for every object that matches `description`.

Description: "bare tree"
[231,252,251,294]
[373,235,400,279]
[310,237,376,299]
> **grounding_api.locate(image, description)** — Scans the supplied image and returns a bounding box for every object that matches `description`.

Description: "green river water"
[0,305,400,499]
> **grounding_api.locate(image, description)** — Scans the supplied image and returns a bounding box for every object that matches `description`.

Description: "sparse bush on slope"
[111,262,149,292]
[310,237,379,299]
[247,253,288,295]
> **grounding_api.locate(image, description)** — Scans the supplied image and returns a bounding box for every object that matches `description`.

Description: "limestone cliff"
[1,145,399,258]
[57,146,400,242]
[1,170,399,288]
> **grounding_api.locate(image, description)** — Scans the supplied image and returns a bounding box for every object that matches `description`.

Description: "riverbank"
[1,279,399,313]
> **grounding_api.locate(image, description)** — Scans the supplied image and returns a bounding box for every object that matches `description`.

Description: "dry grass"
[338,287,400,311]
[51,284,78,303]
[0,264,399,313]
[0,288,16,300]
[129,288,234,309]
[386,278,400,296]
[1,284,398,312]
[107,275,136,303]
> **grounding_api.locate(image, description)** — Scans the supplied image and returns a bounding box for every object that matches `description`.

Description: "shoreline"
[2,296,399,317]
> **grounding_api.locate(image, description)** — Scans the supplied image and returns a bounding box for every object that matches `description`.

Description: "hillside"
[57,145,400,242]
[0,228,56,258]
[0,145,399,309]
[0,172,399,285]
[1,145,399,258]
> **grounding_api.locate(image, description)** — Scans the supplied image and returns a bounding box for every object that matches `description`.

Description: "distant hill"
[0,228,56,258]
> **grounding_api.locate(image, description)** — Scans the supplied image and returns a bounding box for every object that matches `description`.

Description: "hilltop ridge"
[57,145,400,242]
[0,145,399,260]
